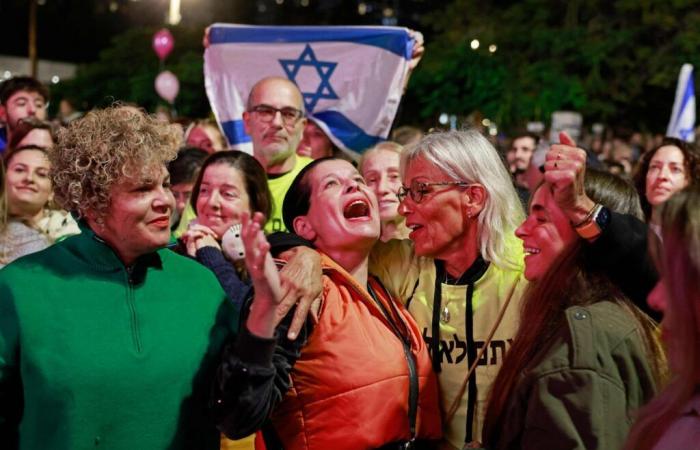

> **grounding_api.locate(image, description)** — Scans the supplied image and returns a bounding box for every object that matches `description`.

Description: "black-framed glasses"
[249,104,303,125]
[397,180,471,203]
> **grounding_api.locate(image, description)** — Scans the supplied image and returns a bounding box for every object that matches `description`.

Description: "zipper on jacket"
[125,265,143,353]
[367,281,419,442]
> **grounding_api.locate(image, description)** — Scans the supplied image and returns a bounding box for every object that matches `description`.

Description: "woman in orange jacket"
[211,157,442,450]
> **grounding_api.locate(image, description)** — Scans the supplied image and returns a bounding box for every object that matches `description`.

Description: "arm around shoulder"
[584,212,658,316]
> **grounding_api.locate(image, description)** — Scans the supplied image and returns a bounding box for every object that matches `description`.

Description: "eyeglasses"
[249,104,303,125]
[397,180,471,203]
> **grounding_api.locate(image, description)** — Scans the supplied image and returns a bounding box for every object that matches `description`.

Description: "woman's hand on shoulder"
[277,247,323,340]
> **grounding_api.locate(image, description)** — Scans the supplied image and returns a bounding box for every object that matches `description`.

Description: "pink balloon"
[152,29,174,61]
[155,71,179,104]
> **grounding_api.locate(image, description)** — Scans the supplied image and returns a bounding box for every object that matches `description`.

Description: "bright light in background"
[168,0,182,25]
[470,39,480,50]
[3,71,11,79]
[109,1,118,12]
[439,113,449,125]
[51,75,60,84]
[275,0,284,4]
[358,2,367,15]
[489,44,497,53]
[301,0,309,6]
[482,118,491,127]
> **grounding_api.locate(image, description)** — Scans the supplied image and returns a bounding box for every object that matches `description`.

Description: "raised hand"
[408,29,425,71]
[241,212,282,338]
[543,132,596,225]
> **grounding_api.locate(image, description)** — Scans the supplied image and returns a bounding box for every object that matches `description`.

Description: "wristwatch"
[575,204,610,240]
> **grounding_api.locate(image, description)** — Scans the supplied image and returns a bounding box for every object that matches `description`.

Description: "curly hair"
[632,137,700,220]
[50,106,182,219]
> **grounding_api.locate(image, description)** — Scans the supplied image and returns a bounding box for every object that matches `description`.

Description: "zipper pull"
[126,265,135,284]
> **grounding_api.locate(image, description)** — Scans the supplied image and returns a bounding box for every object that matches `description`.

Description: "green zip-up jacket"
[488,301,658,450]
[0,225,239,450]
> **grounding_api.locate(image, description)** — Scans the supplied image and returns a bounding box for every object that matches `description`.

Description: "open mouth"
[524,246,540,255]
[343,199,370,219]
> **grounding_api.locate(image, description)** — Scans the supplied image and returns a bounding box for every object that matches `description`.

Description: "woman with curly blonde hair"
[0,106,239,449]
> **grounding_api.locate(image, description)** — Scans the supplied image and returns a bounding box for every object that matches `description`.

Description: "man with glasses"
[0,76,49,154]
[243,76,312,232]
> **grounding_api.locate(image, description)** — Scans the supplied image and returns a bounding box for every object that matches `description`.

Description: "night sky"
[0,0,423,63]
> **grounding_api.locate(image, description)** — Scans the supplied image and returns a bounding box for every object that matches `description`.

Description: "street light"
[489,44,497,53]
[168,0,182,25]
[470,39,480,50]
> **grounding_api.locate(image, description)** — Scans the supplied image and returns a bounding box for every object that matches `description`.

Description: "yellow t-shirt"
[369,238,527,449]
[265,155,313,234]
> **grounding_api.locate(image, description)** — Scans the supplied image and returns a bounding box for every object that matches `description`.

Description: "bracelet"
[572,203,601,228]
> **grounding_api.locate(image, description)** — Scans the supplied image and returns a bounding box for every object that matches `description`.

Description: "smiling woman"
[359,141,410,242]
[212,157,442,449]
[0,106,240,450]
[482,170,666,450]
[0,145,78,267]
[368,130,527,448]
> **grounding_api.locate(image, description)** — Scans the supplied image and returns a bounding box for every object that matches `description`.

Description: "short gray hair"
[401,129,524,270]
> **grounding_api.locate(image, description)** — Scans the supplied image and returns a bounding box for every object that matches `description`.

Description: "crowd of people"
[0,38,699,450]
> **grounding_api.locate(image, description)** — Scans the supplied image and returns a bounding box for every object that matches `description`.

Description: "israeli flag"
[666,63,696,142]
[204,24,414,156]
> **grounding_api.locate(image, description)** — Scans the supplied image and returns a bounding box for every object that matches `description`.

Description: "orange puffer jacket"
[270,254,442,450]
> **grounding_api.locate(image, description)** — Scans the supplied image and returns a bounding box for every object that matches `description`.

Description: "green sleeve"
[521,368,630,450]
[0,278,21,444]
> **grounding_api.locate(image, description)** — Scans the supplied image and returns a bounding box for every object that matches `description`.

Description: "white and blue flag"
[666,63,696,142]
[204,24,414,156]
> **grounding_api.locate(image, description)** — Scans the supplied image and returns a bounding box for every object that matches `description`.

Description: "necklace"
[440,305,451,323]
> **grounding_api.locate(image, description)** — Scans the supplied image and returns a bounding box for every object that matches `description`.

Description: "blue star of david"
[279,44,338,112]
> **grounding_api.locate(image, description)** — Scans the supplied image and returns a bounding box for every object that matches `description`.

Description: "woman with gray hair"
[0,106,238,449]
[369,129,527,449]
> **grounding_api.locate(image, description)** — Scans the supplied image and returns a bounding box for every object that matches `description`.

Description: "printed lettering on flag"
[204,24,414,156]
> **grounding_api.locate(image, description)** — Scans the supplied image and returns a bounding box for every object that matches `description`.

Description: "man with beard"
[506,133,538,206]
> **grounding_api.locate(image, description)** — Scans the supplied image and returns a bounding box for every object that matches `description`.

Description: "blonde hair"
[625,187,700,450]
[50,105,181,219]
[401,129,524,270]
[358,141,403,175]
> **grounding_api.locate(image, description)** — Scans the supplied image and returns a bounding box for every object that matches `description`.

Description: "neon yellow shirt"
[369,238,527,448]
[265,155,313,234]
